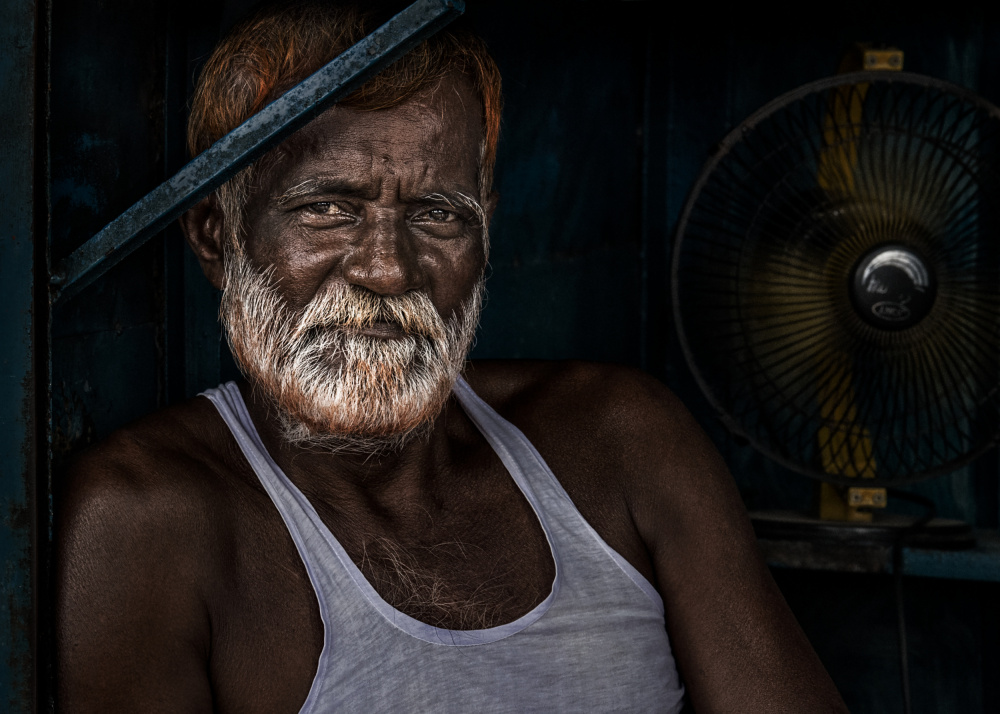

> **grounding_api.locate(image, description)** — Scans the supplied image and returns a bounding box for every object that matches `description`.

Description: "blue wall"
[0,0,39,709]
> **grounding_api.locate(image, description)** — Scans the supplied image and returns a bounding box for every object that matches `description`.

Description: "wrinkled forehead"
[257,74,485,196]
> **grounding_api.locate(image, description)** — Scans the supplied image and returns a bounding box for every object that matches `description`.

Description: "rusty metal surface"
[50,0,464,303]
[0,0,38,709]
[759,531,1000,582]
[759,538,896,574]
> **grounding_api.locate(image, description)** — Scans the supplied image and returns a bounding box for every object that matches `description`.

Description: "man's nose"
[342,212,423,297]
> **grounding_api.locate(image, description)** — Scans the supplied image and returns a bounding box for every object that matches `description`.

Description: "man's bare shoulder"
[58,393,247,566]
[462,359,732,548]
[65,394,236,497]
[462,359,715,532]
[463,358,697,449]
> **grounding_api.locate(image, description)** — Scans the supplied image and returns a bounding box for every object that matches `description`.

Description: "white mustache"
[295,285,446,341]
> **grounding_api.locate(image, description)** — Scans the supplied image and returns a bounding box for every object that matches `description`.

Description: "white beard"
[219,248,483,454]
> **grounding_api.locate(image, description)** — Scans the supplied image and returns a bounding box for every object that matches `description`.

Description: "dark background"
[33,0,1000,710]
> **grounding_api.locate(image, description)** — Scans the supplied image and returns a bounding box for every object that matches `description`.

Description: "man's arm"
[616,370,848,713]
[56,432,216,713]
[475,359,846,711]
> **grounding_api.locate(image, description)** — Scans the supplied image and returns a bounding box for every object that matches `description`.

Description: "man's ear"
[484,190,500,225]
[178,196,227,290]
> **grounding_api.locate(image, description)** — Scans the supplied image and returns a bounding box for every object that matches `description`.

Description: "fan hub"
[850,244,936,330]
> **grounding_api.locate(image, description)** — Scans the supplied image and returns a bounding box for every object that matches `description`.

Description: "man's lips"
[345,320,409,339]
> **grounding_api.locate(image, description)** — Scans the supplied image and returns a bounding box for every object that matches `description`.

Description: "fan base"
[751,509,975,549]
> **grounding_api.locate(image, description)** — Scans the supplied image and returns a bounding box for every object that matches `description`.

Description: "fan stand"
[747,240,977,551]
[751,484,975,548]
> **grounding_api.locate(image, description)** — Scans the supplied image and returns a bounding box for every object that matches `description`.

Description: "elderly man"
[57,2,846,712]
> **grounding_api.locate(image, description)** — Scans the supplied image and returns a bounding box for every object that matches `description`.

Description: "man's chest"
[206,464,556,714]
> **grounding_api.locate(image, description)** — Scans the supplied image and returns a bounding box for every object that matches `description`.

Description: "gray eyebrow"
[275,179,324,205]
[420,191,487,227]
[275,178,375,206]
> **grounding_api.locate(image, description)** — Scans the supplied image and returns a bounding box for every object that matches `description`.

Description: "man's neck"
[235,379,466,497]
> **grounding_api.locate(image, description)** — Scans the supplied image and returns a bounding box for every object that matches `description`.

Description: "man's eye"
[306,202,345,215]
[421,208,458,222]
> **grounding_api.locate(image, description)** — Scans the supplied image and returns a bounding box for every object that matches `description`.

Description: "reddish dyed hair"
[187,1,502,197]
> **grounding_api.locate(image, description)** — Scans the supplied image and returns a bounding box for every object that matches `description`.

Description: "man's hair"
[187,0,502,244]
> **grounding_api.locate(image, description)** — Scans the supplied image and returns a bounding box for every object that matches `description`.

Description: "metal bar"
[51,0,465,303]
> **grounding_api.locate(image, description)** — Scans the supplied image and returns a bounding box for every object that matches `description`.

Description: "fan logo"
[872,300,911,321]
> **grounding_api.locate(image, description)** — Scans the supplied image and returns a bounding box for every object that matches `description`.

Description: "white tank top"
[202,378,685,713]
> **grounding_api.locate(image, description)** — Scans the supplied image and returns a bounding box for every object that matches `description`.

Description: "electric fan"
[672,71,1000,544]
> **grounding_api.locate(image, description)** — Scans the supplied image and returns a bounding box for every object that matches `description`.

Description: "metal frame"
[0,0,40,708]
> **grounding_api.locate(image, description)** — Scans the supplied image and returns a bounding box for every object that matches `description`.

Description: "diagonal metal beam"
[51,0,465,304]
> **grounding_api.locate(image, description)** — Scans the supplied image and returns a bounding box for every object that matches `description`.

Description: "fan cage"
[672,71,1000,485]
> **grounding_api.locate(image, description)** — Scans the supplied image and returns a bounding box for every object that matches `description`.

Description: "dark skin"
[57,75,848,712]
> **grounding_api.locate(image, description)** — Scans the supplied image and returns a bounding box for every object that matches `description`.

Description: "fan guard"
[672,71,1000,486]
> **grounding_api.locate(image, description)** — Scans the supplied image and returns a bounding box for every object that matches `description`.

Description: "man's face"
[220,74,494,450]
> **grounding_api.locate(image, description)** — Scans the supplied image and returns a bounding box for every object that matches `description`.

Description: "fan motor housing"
[849,243,937,331]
